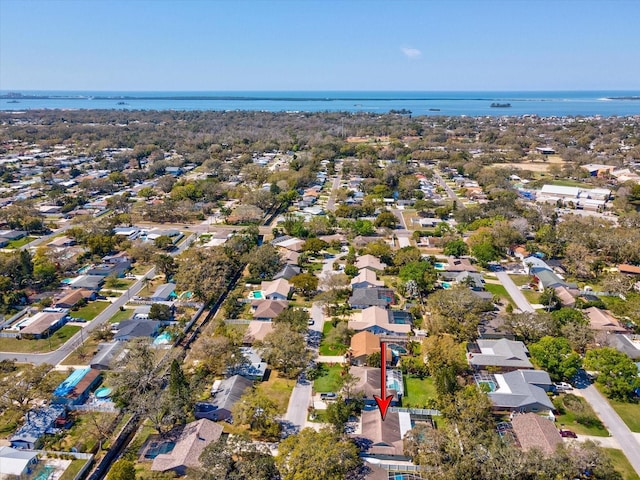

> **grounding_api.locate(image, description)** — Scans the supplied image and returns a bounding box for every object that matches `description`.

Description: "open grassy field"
[313,364,344,393]
[71,301,110,321]
[0,325,81,353]
[402,376,437,408]
[607,397,640,432]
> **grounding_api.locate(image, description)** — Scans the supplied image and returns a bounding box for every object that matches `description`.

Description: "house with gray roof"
[90,341,127,370]
[467,339,533,371]
[114,320,161,341]
[68,275,104,291]
[273,264,301,281]
[10,405,67,449]
[0,446,39,477]
[349,288,395,309]
[194,375,253,422]
[489,370,554,413]
[151,283,176,301]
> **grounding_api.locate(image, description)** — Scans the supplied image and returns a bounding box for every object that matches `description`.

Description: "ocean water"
[2,90,640,116]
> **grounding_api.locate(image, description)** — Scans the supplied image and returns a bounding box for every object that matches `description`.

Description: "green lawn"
[319,322,348,356]
[607,397,640,433]
[256,372,295,413]
[554,394,609,436]
[71,301,110,321]
[47,411,118,453]
[510,275,533,287]
[522,289,542,304]
[313,364,344,393]
[484,283,515,306]
[402,376,437,409]
[605,448,640,480]
[550,179,586,188]
[7,236,37,249]
[59,460,89,480]
[103,278,135,290]
[0,325,81,353]
[108,308,134,323]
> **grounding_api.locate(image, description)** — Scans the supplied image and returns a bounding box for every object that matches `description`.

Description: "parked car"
[320,392,337,400]
[554,382,573,392]
[559,429,577,438]
[307,319,314,325]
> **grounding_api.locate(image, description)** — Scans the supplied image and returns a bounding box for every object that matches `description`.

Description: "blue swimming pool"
[153,331,172,345]
[434,262,446,270]
[144,441,176,459]
[441,282,452,289]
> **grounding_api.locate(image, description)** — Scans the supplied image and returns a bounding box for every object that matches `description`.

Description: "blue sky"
[1,0,639,91]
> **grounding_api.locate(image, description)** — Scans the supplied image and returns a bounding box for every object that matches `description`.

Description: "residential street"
[0,234,196,365]
[495,271,535,313]
[19,222,74,251]
[578,385,640,475]
[325,175,342,212]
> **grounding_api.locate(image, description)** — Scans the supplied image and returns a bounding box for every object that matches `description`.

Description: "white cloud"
[401,47,422,59]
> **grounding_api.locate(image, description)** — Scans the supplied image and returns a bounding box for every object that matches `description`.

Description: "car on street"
[554,382,574,392]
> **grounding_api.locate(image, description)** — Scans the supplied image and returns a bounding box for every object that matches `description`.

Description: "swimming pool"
[95,387,112,399]
[388,343,407,355]
[248,290,264,300]
[61,278,73,284]
[153,331,172,345]
[144,441,176,459]
[441,282,452,289]
[434,262,446,270]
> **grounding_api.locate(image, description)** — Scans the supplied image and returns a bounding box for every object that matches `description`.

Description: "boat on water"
[490,102,511,108]
[7,100,20,104]
[429,108,440,111]
[117,101,128,105]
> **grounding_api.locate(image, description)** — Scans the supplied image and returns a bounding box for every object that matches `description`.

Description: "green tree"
[584,347,640,400]
[149,303,173,321]
[443,239,469,258]
[274,308,311,333]
[167,359,191,424]
[374,210,398,229]
[302,238,328,255]
[246,244,284,280]
[258,323,308,378]
[325,396,356,432]
[422,335,467,397]
[232,390,281,439]
[276,428,361,480]
[154,253,177,281]
[529,336,582,381]
[425,287,492,341]
[107,459,136,480]
[199,434,278,480]
[290,272,319,298]
[399,261,437,295]
[154,235,174,250]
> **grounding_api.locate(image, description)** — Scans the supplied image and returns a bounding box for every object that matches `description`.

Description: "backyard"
[0,325,81,353]
[256,371,295,413]
[402,376,437,409]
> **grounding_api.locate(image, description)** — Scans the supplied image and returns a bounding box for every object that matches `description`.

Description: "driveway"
[578,385,640,475]
[495,271,535,313]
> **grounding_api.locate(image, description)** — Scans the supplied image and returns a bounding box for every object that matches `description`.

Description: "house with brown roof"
[54,288,96,309]
[243,321,275,345]
[354,409,410,459]
[251,300,288,321]
[511,413,562,455]
[348,366,402,405]
[444,256,477,273]
[355,254,387,272]
[150,419,223,475]
[47,235,76,248]
[349,331,382,365]
[348,306,411,336]
[585,307,626,333]
[554,286,577,308]
[260,278,292,301]
[19,311,67,339]
[619,264,640,275]
[350,268,384,289]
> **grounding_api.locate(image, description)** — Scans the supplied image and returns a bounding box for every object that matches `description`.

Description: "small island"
[490,102,512,108]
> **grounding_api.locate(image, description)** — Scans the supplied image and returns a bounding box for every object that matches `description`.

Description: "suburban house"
[17,311,67,339]
[442,257,477,273]
[354,409,412,461]
[510,413,562,455]
[349,366,403,406]
[151,283,177,302]
[441,271,485,290]
[0,446,39,478]
[10,405,68,449]
[251,300,288,321]
[260,278,292,301]
[243,321,274,345]
[585,307,627,334]
[90,341,127,370]
[467,339,533,371]
[618,264,640,276]
[103,251,131,264]
[271,236,305,252]
[54,288,96,309]
[67,275,104,291]
[52,368,102,405]
[273,264,301,281]
[47,235,76,248]
[226,347,267,381]
[349,288,395,309]
[355,254,387,272]
[86,261,130,278]
[350,268,384,289]
[150,419,223,475]
[349,331,382,365]
[279,249,300,266]
[113,319,162,341]
[348,306,411,336]
[194,375,253,422]
[488,370,554,413]
[554,286,577,308]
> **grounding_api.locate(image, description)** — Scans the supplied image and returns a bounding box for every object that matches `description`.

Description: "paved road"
[325,174,342,212]
[433,171,464,208]
[495,271,535,313]
[579,385,640,475]
[1,234,196,365]
[19,222,74,251]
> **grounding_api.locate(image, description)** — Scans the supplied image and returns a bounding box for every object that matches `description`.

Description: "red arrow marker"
[374,341,393,420]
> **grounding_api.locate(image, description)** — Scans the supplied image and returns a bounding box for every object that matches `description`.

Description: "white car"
[554,382,573,392]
